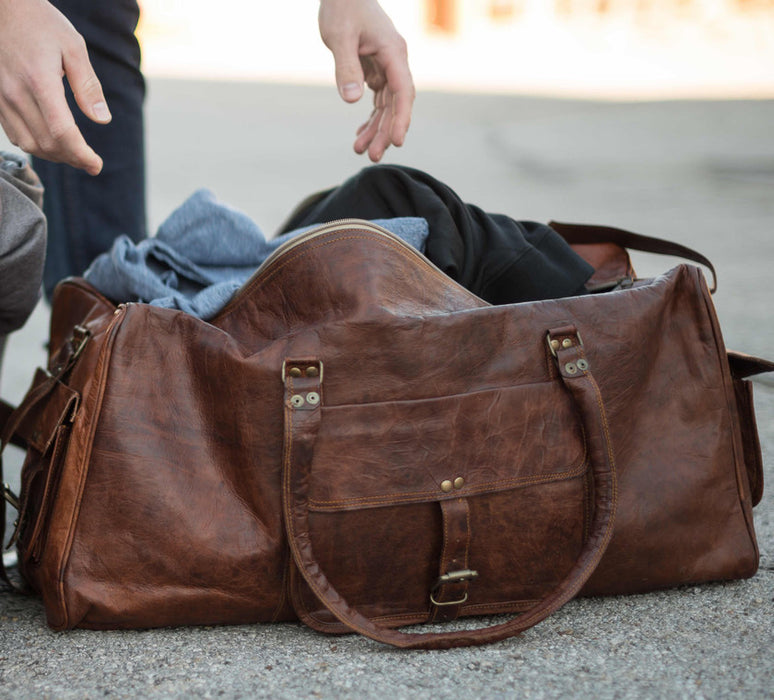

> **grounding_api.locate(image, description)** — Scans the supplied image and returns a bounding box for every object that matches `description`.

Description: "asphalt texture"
[1,81,772,699]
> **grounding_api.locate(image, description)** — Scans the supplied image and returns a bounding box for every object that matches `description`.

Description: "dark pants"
[34,0,146,299]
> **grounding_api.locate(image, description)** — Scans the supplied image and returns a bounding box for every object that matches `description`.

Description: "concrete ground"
[1,81,772,699]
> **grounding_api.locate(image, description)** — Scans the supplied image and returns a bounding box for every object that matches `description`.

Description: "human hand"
[318,0,415,162]
[0,0,111,175]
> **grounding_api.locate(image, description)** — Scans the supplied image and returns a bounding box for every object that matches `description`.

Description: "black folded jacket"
[279,165,593,305]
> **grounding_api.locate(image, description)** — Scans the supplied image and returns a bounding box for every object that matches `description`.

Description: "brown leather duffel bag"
[1,220,770,648]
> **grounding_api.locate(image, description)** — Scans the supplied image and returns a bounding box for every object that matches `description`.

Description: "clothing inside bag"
[85,165,594,318]
[279,165,593,305]
[85,188,429,320]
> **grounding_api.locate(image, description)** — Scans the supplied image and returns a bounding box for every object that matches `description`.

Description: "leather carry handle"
[550,221,718,293]
[281,329,618,649]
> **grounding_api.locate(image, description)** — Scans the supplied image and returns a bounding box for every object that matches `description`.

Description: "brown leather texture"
[8,221,765,646]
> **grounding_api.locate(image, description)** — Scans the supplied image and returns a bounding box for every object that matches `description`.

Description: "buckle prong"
[3,483,19,510]
[429,569,478,607]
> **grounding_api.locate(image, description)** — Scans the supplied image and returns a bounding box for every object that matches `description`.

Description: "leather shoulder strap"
[550,221,717,293]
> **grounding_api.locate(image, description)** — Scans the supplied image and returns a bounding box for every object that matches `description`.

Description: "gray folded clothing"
[0,151,46,344]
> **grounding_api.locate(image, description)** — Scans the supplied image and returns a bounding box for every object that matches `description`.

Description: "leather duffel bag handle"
[281,326,618,649]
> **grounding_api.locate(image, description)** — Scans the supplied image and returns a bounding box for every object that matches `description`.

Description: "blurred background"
[138,0,774,98]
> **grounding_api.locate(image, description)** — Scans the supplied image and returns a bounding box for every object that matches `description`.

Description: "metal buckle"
[3,483,19,510]
[51,326,92,377]
[70,325,91,362]
[429,569,478,607]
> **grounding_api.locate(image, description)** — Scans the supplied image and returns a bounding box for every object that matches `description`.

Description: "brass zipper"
[218,218,480,317]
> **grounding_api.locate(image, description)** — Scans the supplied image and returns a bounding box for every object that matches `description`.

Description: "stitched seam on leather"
[440,502,450,575]
[463,499,471,572]
[308,462,588,509]
[58,311,124,627]
[586,367,615,472]
[574,372,617,580]
[696,267,759,553]
[284,371,347,634]
[463,600,537,613]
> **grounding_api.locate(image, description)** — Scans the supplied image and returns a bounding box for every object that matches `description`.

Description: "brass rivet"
[562,338,573,348]
[565,362,577,375]
[550,339,560,350]
[453,477,465,490]
[288,367,302,378]
[305,366,319,377]
[306,392,320,405]
[440,480,453,493]
[290,394,305,407]
[577,359,589,371]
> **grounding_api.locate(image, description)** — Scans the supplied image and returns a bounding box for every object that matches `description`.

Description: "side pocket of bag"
[10,369,80,582]
[731,375,763,506]
[727,351,774,507]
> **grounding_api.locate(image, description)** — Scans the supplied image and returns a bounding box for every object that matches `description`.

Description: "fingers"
[1,71,103,175]
[318,2,366,104]
[353,90,393,163]
[327,35,366,103]
[353,47,415,162]
[318,0,415,162]
[372,38,414,150]
[63,34,112,126]
[0,0,106,173]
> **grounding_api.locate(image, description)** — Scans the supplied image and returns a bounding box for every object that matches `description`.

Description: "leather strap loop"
[281,331,618,649]
[429,498,472,622]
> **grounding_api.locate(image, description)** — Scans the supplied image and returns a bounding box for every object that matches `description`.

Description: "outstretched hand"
[0,0,110,175]
[318,0,415,162]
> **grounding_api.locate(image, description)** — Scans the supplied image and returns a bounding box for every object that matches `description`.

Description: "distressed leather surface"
[12,222,761,636]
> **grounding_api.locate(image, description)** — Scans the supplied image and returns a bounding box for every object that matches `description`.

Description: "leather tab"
[14,369,79,454]
[430,498,472,622]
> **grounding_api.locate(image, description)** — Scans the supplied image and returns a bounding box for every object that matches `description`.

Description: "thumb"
[329,39,365,103]
[63,44,111,124]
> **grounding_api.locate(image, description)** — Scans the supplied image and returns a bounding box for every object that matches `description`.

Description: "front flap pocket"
[308,380,586,511]
[15,368,80,454]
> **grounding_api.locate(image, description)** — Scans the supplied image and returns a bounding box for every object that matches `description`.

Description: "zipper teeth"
[255,218,411,274]
[219,218,467,316]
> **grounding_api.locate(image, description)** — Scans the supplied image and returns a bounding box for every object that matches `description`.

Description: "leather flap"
[308,380,587,511]
[571,242,634,291]
[15,368,79,454]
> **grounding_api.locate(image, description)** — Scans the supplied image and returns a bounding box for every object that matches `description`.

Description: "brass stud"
[577,359,589,371]
[453,477,465,490]
[562,338,573,349]
[306,366,319,377]
[288,367,302,378]
[550,339,560,350]
[565,362,578,375]
[306,392,320,405]
[440,480,453,493]
[290,394,305,407]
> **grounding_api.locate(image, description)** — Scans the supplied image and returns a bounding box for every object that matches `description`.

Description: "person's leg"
[34,0,146,299]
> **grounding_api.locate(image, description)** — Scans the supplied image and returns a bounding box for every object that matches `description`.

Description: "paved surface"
[1,82,773,698]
